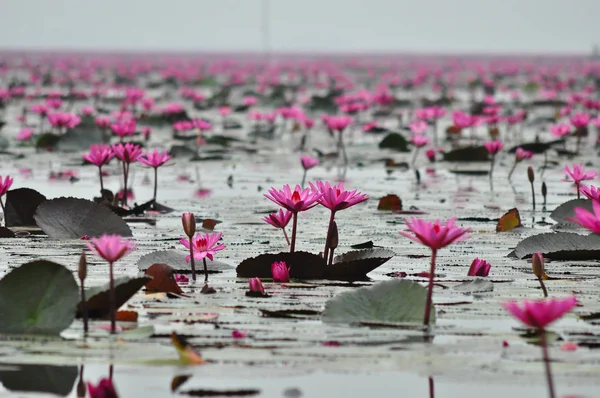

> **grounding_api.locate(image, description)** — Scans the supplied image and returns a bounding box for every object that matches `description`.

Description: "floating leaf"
[236,251,326,279]
[201,218,222,231]
[0,226,14,238]
[550,199,593,227]
[34,197,132,238]
[144,263,183,295]
[116,310,138,322]
[508,142,552,154]
[322,279,433,325]
[0,260,79,335]
[514,232,600,260]
[171,332,205,365]
[496,208,522,232]
[180,388,260,397]
[76,276,150,319]
[0,364,77,396]
[5,188,46,227]
[377,194,402,211]
[325,249,395,280]
[453,278,494,293]
[171,375,192,393]
[443,146,489,162]
[137,250,231,273]
[378,133,410,152]
[351,241,375,249]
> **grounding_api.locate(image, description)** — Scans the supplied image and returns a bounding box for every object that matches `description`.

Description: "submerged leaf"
[322,279,433,325]
[0,260,79,335]
[34,197,132,238]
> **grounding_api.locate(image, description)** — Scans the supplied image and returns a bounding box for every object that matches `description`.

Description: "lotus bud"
[248,277,265,295]
[78,251,87,281]
[271,261,290,282]
[532,252,544,279]
[182,212,196,238]
[527,166,535,183]
[328,221,339,250]
[542,182,547,197]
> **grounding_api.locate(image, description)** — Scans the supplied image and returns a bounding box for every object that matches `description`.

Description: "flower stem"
[537,276,548,298]
[203,257,208,283]
[507,161,517,180]
[411,147,420,170]
[530,181,536,212]
[300,170,307,189]
[428,376,435,398]
[540,330,556,398]
[122,162,129,207]
[290,212,298,253]
[576,182,580,200]
[489,156,496,192]
[188,237,196,281]
[323,211,336,260]
[152,167,158,202]
[98,166,104,193]
[282,227,290,246]
[80,281,88,335]
[423,249,437,327]
[109,261,116,334]
[0,199,6,227]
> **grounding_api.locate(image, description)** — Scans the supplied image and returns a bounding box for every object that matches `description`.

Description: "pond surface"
[0,59,598,397]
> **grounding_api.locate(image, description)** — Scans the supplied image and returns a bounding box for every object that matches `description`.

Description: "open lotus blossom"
[300,155,319,187]
[271,261,290,282]
[110,120,137,138]
[47,111,81,130]
[263,209,293,245]
[82,145,113,192]
[112,143,143,207]
[0,175,14,198]
[566,200,600,234]
[569,112,591,128]
[484,140,503,155]
[180,232,226,262]
[410,135,429,147]
[87,234,136,334]
[550,123,571,138]
[515,147,533,162]
[467,258,491,277]
[16,127,33,141]
[580,185,600,202]
[399,217,469,326]
[95,115,112,129]
[139,149,172,202]
[565,164,597,199]
[87,377,119,398]
[409,120,428,134]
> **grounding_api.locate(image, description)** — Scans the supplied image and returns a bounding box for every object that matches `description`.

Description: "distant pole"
[262,0,271,63]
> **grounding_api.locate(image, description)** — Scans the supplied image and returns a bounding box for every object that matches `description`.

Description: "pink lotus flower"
[0,175,14,197]
[175,274,189,283]
[30,103,48,116]
[452,111,471,129]
[399,217,469,251]
[300,155,319,170]
[192,119,212,131]
[16,127,33,141]
[484,140,503,156]
[580,185,600,201]
[263,209,293,229]
[569,112,591,128]
[138,149,171,169]
[112,143,142,164]
[179,232,226,262]
[271,261,290,282]
[80,106,95,116]
[515,147,533,162]
[264,184,323,213]
[410,135,429,147]
[502,296,577,329]
[110,120,136,137]
[550,124,571,138]
[467,258,491,277]
[141,126,152,140]
[95,116,112,129]
[324,115,352,132]
[218,106,231,117]
[47,112,81,129]
[243,96,258,106]
[82,146,113,167]
[425,148,436,162]
[565,164,596,184]
[409,120,428,134]
[567,200,600,234]
[248,277,265,294]
[309,181,368,212]
[87,234,136,263]
[232,329,248,339]
[87,377,119,398]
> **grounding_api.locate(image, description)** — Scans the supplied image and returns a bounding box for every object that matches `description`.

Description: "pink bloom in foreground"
[264,184,323,213]
[248,277,265,294]
[263,209,293,229]
[467,258,491,277]
[580,185,600,202]
[484,140,503,156]
[271,261,290,282]
[565,164,596,185]
[410,135,429,147]
[515,147,533,162]
[300,155,319,170]
[87,377,119,398]
[567,200,600,234]
[87,234,136,263]
[179,232,226,262]
[0,175,14,197]
[502,296,577,329]
[112,143,143,164]
[399,217,470,250]
[138,149,172,168]
[309,181,368,212]
[82,146,113,167]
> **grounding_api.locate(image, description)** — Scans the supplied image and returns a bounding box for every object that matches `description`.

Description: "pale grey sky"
[0,0,597,54]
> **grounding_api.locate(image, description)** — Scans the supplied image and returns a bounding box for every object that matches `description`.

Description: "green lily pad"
[0,260,79,335]
[77,276,150,319]
[378,133,410,152]
[0,364,77,396]
[322,279,434,326]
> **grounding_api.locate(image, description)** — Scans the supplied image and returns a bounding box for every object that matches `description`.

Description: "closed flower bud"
[78,251,87,281]
[532,252,544,279]
[542,182,547,197]
[182,212,196,238]
[527,166,535,183]
[271,261,290,282]
[248,277,265,294]
[328,221,339,250]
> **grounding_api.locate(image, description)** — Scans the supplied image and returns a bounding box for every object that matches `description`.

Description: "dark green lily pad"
[34,197,132,239]
[378,133,410,152]
[443,146,489,162]
[322,279,434,325]
[0,364,77,396]
[514,232,600,260]
[325,249,396,280]
[550,199,593,228]
[0,260,78,335]
[5,188,47,227]
[76,276,150,319]
[236,251,326,279]
[453,278,494,293]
